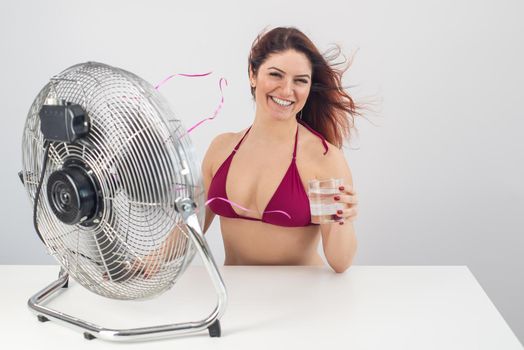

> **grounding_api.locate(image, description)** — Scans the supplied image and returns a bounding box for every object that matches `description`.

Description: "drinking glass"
[308,178,345,224]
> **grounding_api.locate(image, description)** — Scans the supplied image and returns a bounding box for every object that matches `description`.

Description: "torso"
[209,124,327,266]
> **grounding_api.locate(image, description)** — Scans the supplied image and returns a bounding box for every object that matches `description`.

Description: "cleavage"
[226,149,292,218]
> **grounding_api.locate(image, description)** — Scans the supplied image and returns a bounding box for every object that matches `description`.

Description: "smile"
[269,96,294,107]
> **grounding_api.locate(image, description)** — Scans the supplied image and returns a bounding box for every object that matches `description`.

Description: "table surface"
[0,265,521,349]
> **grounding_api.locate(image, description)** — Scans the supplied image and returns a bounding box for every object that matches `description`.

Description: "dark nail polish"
[339,186,344,191]
[334,196,340,200]
[339,222,344,225]
[337,210,343,214]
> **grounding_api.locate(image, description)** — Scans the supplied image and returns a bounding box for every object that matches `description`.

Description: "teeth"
[271,96,293,107]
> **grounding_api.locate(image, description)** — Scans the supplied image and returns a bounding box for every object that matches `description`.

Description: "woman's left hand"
[333,184,358,225]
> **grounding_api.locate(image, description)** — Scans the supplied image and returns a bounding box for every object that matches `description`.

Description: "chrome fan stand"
[27,197,227,341]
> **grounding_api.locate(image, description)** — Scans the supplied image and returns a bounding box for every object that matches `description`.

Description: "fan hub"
[47,159,100,225]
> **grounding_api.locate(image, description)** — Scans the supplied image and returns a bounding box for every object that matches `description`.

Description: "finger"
[338,184,355,195]
[334,194,358,205]
[333,214,344,221]
[335,207,358,219]
[334,213,346,225]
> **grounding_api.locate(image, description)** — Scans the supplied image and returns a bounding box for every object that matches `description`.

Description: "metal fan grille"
[21,62,206,300]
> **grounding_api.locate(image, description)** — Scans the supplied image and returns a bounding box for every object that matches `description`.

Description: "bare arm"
[201,134,219,235]
[318,146,358,273]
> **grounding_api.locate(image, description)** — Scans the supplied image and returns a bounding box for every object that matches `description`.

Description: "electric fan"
[19,62,227,341]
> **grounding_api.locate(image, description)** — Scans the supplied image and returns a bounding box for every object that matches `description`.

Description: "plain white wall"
[1,0,522,344]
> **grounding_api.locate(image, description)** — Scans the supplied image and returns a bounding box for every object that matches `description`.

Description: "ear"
[249,66,256,86]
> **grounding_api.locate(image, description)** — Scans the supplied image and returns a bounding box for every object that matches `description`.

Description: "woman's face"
[250,49,312,121]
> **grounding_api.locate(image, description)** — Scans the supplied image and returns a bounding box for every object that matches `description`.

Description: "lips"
[268,95,295,107]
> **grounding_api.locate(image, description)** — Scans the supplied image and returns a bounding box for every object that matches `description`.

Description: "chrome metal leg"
[27,201,228,342]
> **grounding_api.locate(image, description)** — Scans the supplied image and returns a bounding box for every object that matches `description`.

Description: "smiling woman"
[136,27,366,276]
[204,27,365,272]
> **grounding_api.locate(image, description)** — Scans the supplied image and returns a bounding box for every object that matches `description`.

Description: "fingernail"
[339,186,344,191]
[337,210,343,214]
[334,196,340,201]
[339,222,344,225]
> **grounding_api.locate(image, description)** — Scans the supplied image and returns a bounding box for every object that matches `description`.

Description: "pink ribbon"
[154,72,227,136]
[205,197,291,219]
[174,187,291,219]
[154,72,212,90]
[185,77,228,134]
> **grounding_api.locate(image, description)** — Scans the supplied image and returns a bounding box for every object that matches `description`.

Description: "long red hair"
[248,26,367,149]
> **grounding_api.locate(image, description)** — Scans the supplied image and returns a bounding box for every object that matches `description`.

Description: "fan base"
[37,315,50,323]
[208,320,221,337]
[28,207,228,342]
[28,266,227,342]
[84,332,96,340]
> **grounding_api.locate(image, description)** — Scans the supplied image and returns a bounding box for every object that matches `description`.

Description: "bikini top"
[206,119,329,227]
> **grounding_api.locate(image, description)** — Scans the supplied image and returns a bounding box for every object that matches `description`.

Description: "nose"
[280,78,294,97]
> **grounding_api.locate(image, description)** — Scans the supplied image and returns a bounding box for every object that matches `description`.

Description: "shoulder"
[319,144,353,185]
[299,124,337,162]
[202,129,247,174]
[208,127,250,152]
[317,145,353,187]
[300,126,353,185]
[204,132,236,163]
[209,132,236,149]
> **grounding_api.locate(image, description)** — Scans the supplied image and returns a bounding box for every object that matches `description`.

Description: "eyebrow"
[268,66,311,79]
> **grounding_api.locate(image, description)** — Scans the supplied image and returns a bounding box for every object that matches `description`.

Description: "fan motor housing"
[46,159,102,225]
[39,103,89,143]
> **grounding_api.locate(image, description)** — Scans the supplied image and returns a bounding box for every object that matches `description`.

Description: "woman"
[202,27,360,273]
[136,27,361,278]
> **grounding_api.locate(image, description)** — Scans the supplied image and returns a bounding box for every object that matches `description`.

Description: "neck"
[250,111,299,144]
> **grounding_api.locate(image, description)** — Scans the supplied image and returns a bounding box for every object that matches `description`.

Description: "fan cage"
[21,62,206,300]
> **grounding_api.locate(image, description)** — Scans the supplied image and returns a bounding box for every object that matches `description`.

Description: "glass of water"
[308,178,345,224]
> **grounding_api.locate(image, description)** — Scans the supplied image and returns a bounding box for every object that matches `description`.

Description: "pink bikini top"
[206,119,329,227]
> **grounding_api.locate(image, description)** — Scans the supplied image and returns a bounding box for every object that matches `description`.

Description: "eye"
[296,79,309,84]
[269,72,281,77]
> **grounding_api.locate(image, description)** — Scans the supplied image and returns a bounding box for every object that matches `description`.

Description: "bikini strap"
[297,119,329,155]
[233,126,252,152]
[292,124,299,160]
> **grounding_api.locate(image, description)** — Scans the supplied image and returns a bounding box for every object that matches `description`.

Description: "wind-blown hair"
[248,26,367,149]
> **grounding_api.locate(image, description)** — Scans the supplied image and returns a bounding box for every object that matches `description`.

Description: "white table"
[0,265,521,349]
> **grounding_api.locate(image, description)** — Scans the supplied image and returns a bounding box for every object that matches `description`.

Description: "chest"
[223,148,316,216]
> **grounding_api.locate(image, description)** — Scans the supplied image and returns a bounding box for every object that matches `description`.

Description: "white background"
[0,0,522,343]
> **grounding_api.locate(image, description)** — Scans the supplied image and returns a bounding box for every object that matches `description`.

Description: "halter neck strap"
[233,126,252,152]
[297,119,329,155]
